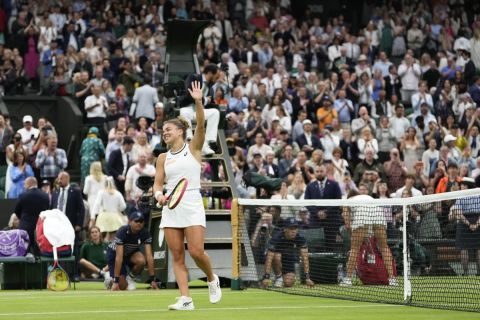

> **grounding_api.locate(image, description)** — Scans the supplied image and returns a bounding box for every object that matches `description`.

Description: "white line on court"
[0,290,272,300]
[0,304,403,317]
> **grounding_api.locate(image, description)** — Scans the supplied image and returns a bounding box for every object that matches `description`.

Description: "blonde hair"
[164,116,191,140]
[89,161,105,182]
[105,176,117,194]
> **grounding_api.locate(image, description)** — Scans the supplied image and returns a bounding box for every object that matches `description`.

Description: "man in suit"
[130,77,160,125]
[51,172,85,279]
[14,177,50,254]
[296,119,323,157]
[179,64,221,156]
[304,164,342,251]
[384,65,402,101]
[107,136,134,196]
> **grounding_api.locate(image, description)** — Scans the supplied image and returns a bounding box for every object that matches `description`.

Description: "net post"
[230,198,242,290]
[402,204,411,303]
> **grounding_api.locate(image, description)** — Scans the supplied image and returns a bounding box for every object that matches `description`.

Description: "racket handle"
[156,195,170,208]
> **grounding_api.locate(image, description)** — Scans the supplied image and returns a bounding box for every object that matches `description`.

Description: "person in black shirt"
[107,211,158,291]
[262,218,314,288]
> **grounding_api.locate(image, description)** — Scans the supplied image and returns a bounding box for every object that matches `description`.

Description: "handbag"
[356,236,396,285]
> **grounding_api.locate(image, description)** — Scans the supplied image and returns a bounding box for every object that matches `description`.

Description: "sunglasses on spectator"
[133,219,144,223]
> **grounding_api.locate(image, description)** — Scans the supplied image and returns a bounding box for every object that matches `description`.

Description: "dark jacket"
[51,186,85,229]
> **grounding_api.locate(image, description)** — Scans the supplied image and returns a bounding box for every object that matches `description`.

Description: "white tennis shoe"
[168,296,195,311]
[273,276,283,288]
[339,277,352,287]
[389,278,399,286]
[208,274,222,303]
[126,275,136,291]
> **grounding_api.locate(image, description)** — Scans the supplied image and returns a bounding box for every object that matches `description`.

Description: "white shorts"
[351,206,387,230]
[160,190,206,229]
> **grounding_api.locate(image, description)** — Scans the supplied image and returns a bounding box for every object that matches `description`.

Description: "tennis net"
[231,189,480,312]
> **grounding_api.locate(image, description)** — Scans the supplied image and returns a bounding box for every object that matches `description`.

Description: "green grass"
[0,282,479,320]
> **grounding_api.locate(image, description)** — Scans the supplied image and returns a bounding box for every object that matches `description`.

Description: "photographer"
[125,152,155,204]
[178,64,220,156]
[262,218,314,288]
[251,210,274,266]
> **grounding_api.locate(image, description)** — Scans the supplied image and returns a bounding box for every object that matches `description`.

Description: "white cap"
[155,102,164,109]
[444,134,456,143]
[22,115,33,123]
[302,119,312,125]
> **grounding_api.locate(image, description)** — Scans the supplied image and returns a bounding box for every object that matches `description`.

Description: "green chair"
[0,165,7,178]
[303,228,326,253]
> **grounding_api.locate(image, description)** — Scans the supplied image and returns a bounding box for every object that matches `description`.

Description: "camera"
[260,224,269,234]
[220,63,229,73]
[136,176,156,209]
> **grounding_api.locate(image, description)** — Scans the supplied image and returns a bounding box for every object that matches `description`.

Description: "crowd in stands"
[0,0,480,277]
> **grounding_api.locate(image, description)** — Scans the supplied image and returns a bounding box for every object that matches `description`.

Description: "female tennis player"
[153,80,221,311]
[340,190,397,286]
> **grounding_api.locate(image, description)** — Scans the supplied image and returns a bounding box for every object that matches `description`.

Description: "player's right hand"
[111,283,120,291]
[156,195,168,206]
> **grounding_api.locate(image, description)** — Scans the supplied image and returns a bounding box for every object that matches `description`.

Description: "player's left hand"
[188,80,203,101]
[305,278,314,288]
[150,280,159,290]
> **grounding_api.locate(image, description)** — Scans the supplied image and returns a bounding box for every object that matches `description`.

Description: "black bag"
[242,171,282,192]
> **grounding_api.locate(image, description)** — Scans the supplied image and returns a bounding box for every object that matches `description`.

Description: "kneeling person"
[107,211,158,291]
[262,218,314,288]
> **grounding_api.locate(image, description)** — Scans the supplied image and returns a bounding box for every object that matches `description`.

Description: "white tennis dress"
[160,143,206,228]
[350,195,387,230]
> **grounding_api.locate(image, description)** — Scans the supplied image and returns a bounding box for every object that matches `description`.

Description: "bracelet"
[154,191,163,200]
[263,273,270,280]
[304,272,311,279]
[113,277,120,283]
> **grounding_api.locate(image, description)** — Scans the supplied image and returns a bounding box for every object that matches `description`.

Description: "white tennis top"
[164,143,201,192]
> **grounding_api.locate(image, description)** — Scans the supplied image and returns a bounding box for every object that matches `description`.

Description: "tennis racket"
[47,247,70,291]
[157,178,188,209]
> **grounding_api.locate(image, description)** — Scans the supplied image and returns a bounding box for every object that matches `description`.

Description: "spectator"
[247,133,273,164]
[436,162,463,193]
[296,119,322,156]
[92,177,127,242]
[393,174,423,198]
[384,65,402,100]
[351,106,376,136]
[390,104,411,141]
[384,148,408,194]
[130,77,159,125]
[422,139,440,178]
[357,126,378,160]
[316,96,337,131]
[411,81,433,115]
[107,136,134,196]
[34,135,68,185]
[7,150,34,199]
[398,53,421,107]
[84,84,108,128]
[105,128,125,162]
[400,127,421,172]
[125,152,155,204]
[79,127,105,184]
[353,147,386,185]
[83,161,107,227]
[17,115,39,155]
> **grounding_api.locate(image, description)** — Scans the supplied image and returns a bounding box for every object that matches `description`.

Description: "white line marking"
[0,304,403,316]
[0,290,272,299]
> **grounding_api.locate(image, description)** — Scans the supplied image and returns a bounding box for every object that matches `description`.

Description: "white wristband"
[154,191,163,200]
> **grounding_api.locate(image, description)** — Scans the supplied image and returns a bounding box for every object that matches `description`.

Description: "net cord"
[237,188,480,207]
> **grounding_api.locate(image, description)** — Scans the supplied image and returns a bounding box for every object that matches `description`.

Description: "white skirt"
[160,190,206,228]
[351,206,387,230]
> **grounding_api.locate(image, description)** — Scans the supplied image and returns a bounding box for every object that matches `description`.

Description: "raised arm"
[189,81,206,156]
